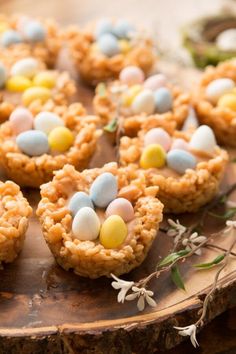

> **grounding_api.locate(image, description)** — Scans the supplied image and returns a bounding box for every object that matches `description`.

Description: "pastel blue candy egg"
[24,21,46,42]
[95,18,113,39]
[113,19,135,39]
[1,30,22,47]
[167,149,197,174]
[0,62,6,88]
[68,192,94,217]
[16,130,49,157]
[98,33,120,57]
[90,172,118,208]
[154,87,173,114]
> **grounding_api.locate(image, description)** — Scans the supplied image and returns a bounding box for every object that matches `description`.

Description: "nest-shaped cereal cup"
[0,180,32,264]
[0,103,101,188]
[194,59,236,147]
[36,163,163,278]
[119,119,228,213]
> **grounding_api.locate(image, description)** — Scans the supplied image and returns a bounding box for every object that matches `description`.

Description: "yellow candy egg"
[140,144,166,169]
[22,86,52,106]
[118,39,131,54]
[33,71,56,89]
[48,126,74,152]
[122,85,142,106]
[6,76,32,92]
[218,93,236,112]
[99,215,127,249]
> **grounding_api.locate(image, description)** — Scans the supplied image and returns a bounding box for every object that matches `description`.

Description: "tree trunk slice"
[0,57,236,354]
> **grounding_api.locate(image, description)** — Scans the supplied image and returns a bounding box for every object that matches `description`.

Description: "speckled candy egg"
[11,58,39,78]
[167,149,197,174]
[72,207,100,241]
[24,21,46,42]
[98,33,120,57]
[113,19,135,39]
[154,87,173,113]
[34,112,64,135]
[143,74,167,91]
[99,215,127,249]
[171,138,189,151]
[95,18,113,39]
[68,192,94,217]
[16,130,49,156]
[106,198,134,222]
[1,30,22,47]
[189,125,217,154]
[119,66,144,85]
[144,128,171,151]
[90,173,118,208]
[205,78,235,104]
[131,89,155,115]
[9,107,34,135]
[0,62,7,88]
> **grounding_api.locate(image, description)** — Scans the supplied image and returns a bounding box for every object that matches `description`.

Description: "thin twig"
[205,243,236,257]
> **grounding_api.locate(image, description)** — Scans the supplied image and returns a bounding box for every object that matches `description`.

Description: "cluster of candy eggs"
[69,172,135,248]
[205,77,236,111]
[10,107,74,156]
[117,66,173,115]
[140,125,217,174]
[0,57,56,105]
[92,18,137,57]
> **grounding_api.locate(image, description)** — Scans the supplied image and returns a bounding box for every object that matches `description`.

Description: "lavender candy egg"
[24,21,46,42]
[1,30,22,47]
[95,18,113,40]
[113,19,135,39]
[106,198,134,222]
[68,192,94,217]
[119,66,144,85]
[143,74,167,91]
[9,107,34,135]
[90,172,118,208]
[16,130,49,156]
[154,87,173,114]
[98,33,120,57]
[167,149,197,174]
[144,128,172,151]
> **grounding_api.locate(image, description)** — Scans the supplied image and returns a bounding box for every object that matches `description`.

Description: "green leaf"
[194,253,225,269]
[104,118,118,133]
[97,82,107,97]
[209,208,236,220]
[171,266,186,291]
[158,249,189,267]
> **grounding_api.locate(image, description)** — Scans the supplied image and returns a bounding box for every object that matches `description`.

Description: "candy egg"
[106,198,134,222]
[99,215,127,249]
[0,62,7,88]
[182,107,199,131]
[217,93,236,111]
[140,144,166,169]
[118,39,131,54]
[171,138,189,151]
[144,128,172,151]
[1,30,22,47]
[119,66,145,85]
[22,87,51,106]
[122,84,142,106]
[9,107,33,134]
[113,19,135,39]
[143,74,167,91]
[189,125,216,154]
[72,207,100,241]
[6,76,32,92]
[24,21,46,42]
[90,172,118,208]
[216,29,236,52]
[48,126,74,152]
[34,112,64,135]
[98,33,120,57]
[154,87,173,113]
[95,18,113,39]
[167,149,197,174]
[68,192,94,217]
[33,71,56,88]
[11,58,39,78]
[205,78,235,104]
[16,130,49,156]
[132,89,155,115]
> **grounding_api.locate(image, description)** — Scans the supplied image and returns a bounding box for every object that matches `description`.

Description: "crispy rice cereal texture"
[66,27,155,85]
[37,163,163,278]
[0,103,101,188]
[0,181,32,264]
[194,59,236,147]
[0,15,61,68]
[119,122,228,213]
[93,82,190,134]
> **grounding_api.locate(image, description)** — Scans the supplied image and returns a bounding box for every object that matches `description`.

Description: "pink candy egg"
[106,198,134,222]
[143,74,167,91]
[9,107,34,135]
[119,66,145,86]
[171,138,189,151]
[144,128,172,151]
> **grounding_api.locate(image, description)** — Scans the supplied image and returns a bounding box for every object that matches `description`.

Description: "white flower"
[125,286,157,311]
[174,324,199,348]
[224,220,236,234]
[111,274,134,303]
[167,219,187,244]
[182,232,207,256]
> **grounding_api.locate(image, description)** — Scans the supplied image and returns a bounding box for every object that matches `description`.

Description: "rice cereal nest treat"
[119,121,228,213]
[93,66,190,136]
[0,180,32,265]
[66,18,156,85]
[0,57,76,123]
[36,162,163,278]
[0,103,101,188]
[0,14,61,68]
[194,59,236,147]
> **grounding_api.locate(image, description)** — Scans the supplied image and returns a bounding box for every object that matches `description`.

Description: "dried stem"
[206,243,236,257]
